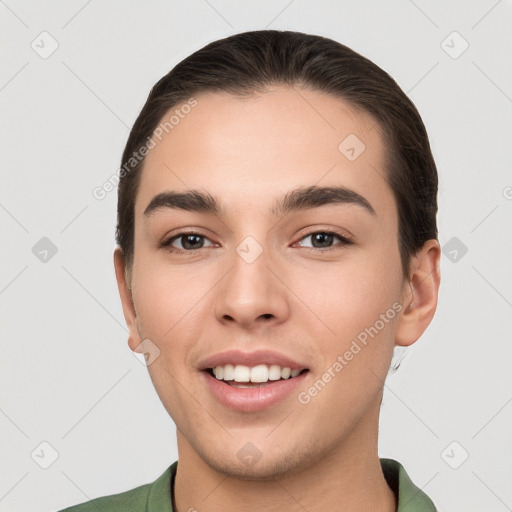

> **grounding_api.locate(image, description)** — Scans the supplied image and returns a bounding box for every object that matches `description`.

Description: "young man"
[60,30,441,511]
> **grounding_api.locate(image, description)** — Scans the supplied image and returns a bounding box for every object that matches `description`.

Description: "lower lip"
[200,370,309,413]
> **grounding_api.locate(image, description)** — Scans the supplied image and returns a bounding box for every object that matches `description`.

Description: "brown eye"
[161,232,214,253]
[296,231,352,250]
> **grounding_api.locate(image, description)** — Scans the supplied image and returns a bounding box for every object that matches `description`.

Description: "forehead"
[135,86,395,223]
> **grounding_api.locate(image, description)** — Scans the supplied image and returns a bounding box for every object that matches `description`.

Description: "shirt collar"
[149,458,437,512]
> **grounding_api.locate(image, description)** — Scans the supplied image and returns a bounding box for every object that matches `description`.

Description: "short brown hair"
[116,30,438,284]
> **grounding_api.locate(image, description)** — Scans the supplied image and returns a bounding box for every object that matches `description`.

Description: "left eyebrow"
[271,185,377,218]
[143,185,377,219]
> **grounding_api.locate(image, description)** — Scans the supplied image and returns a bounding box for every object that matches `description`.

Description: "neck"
[173,399,396,512]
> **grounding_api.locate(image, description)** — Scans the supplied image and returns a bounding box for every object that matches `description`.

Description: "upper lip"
[198,349,309,371]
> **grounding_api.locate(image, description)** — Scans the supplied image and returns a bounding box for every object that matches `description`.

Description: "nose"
[213,242,290,331]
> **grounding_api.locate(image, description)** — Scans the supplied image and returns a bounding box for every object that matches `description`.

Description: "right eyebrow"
[143,190,221,217]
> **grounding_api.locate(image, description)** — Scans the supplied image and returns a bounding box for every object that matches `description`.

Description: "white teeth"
[233,365,251,382]
[223,364,234,380]
[211,364,305,383]
[250,364,269,383]
[268,364,282,381]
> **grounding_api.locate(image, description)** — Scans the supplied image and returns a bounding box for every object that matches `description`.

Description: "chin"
[199,441,317,481]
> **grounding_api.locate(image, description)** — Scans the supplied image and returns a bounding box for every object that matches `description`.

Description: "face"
[116,86,412,479]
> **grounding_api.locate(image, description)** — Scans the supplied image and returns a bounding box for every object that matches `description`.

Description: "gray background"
[1,1,511,511]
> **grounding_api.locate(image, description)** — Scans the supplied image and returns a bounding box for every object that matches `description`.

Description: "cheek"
[132,251,213,338]
[289,254,401,342]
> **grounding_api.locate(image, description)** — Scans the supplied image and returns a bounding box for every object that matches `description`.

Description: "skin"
[114,85,441,512]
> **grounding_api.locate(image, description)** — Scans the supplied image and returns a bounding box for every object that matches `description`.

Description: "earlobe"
[113,248,142,352]
[395,239,441,347]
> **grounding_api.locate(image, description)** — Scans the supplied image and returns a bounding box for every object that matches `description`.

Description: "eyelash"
[160,230,353,254]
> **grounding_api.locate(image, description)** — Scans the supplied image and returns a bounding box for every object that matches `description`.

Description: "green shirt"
[58,458,437,511]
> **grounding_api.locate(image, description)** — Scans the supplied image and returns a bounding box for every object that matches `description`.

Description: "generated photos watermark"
[297,301,403,405]
[92,97,198,201]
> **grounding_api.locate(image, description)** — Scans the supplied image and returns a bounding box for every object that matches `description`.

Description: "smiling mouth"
[204,367,309,387]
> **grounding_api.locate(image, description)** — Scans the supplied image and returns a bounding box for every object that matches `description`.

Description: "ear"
[395,239,441,347]
[113,247,142,352]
